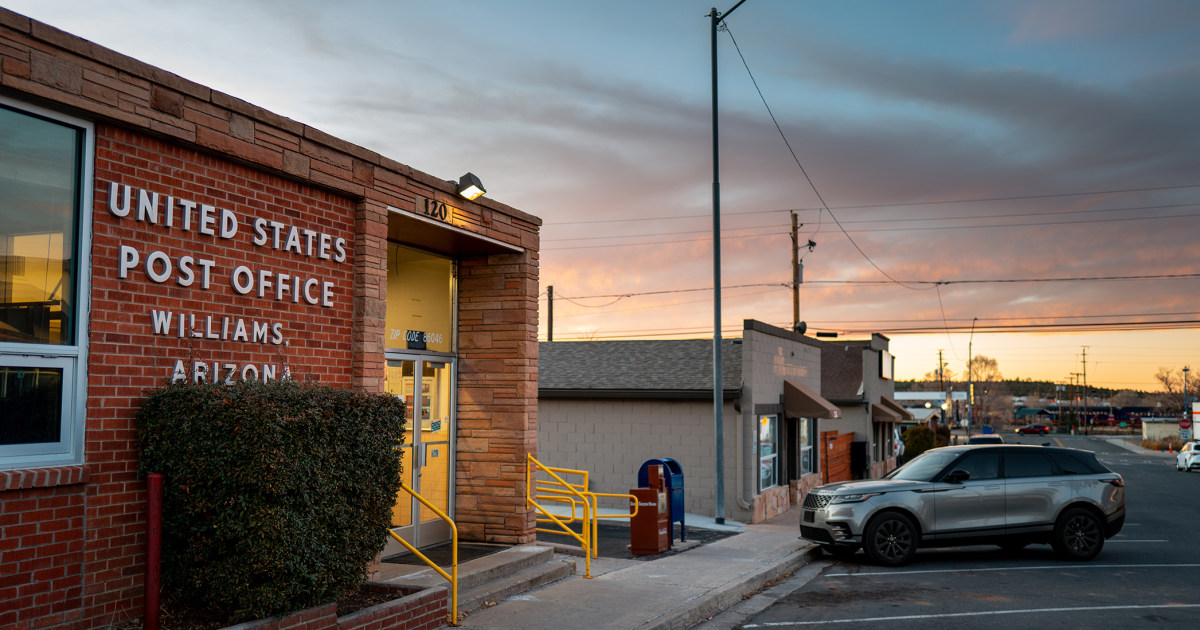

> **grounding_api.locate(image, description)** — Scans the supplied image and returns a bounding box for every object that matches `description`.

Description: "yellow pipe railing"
[528,455,594,577]
[526,454,639,578]
[386,480,459,626]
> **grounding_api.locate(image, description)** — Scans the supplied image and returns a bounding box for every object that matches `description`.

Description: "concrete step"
[375,544,574,614]
[458,555,575,613]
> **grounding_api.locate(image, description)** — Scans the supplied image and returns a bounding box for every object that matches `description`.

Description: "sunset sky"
[11,0,1200,392]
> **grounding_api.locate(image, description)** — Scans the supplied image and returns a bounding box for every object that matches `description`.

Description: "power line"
[540,185,1200,228]
[541,206,1200,249]
[836,320,1200,335]
[725,23,921,290]
[546,272,1200,301]
[798,310,1200,325]
[808,272,1200,286]
[545,200,1200,241]
[543,318,1200,341]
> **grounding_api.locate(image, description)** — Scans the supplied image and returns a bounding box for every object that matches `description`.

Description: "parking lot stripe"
[742,603,1200,627]
[826,562,1200,577]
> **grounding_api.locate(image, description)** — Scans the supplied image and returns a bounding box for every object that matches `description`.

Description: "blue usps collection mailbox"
[637,458,685,543]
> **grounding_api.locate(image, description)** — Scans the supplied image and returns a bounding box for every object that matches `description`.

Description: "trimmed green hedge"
[902,425,937,460]
[138,379,405,620]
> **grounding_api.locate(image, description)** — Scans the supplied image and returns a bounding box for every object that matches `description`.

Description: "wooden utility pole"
[547,285,553,342]
[1081,346,1089,426]
[938,349,946,427]
[791,211,800,331]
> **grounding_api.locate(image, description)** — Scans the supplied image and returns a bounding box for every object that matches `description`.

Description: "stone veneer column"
[352,198,388,393]
[454,251,539,544]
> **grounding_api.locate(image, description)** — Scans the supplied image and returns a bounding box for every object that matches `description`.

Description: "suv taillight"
[1106,478,1124,488]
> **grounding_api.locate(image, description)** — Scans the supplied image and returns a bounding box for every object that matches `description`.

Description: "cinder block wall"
[537,398,719,516]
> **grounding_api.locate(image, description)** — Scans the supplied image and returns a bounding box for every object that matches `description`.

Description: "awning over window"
[872,403,901,423]
[784,380,841,419]
[878,395,915,421]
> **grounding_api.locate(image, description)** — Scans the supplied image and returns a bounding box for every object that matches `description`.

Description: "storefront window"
[799,418,814,475]
[0,100,90,467]
[385,243,455,353]
[759,414,778,491]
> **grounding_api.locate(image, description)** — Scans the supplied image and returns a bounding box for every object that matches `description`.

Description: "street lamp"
[709,0,747,525]
[967,317,977,438]
[1185,366,1191,439]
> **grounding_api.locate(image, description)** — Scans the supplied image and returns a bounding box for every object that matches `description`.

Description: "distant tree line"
[897,359,1197,417]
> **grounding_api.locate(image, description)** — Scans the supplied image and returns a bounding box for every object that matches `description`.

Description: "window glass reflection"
[0,366,63,445]
[0,106,81,345]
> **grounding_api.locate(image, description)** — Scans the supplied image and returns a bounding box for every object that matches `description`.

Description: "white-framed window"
[758,414,779,491]
[0,97,92,470]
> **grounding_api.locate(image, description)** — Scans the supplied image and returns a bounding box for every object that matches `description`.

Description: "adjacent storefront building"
[538,320,863,525]
[0,9,539,628]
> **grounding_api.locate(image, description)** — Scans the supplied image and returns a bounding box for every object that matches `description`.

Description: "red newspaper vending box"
[630,464,670,555]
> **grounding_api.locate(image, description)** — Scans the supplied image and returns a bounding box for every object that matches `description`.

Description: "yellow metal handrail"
[526,454,639,578]
[386,480,459,626]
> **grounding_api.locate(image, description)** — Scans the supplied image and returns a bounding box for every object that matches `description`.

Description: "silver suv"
[800,445,1126,566]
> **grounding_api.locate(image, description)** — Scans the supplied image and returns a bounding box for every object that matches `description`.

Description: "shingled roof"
[539,339,742,397]
[820,341,867,401]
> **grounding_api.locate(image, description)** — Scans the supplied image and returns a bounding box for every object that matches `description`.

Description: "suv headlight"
[830,492,882,504]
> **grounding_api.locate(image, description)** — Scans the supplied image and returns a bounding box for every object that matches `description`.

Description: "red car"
[1016,424,1051,435]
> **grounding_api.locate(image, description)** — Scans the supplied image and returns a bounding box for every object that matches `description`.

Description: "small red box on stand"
[630,464,670,555]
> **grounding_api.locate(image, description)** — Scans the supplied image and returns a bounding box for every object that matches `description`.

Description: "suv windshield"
[885,450,960,482]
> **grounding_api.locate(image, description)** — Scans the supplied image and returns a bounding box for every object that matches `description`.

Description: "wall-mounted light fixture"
[456,172,486,200]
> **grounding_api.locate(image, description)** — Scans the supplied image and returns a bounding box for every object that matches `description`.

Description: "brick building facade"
[1,9,539,628]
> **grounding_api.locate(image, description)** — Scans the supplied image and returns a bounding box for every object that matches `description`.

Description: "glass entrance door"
[385,355,455,550]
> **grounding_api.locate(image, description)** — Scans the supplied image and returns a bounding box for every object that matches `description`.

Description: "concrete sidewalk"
[454,508,815,630]
[1100,435,1175,456]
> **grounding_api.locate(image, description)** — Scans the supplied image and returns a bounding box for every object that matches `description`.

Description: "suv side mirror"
[944,469,971,484]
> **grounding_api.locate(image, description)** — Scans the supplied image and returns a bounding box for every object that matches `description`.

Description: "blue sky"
[8,0,1200,391]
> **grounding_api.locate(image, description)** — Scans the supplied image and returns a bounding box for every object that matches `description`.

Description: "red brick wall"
[0,9,541,627]
[0,467,90,629]
[71,125,357,626]
[212,584,447,630]
[821,431,854,484]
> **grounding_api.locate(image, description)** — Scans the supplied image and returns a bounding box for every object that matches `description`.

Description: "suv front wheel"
[863,512,917,566]
[1052,507,1104,561]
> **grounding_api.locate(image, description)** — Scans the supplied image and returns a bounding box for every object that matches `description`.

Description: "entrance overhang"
[388,205,524,257]
[784,380,841,419]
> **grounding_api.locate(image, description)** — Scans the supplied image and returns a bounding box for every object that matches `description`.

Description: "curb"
[637,544,819,630]
[1101,437,1172,457]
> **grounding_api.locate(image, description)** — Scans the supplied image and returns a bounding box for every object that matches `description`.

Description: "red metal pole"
[145,473,163,630]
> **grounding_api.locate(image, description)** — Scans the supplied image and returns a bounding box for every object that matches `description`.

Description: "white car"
[1177,441,1200,472]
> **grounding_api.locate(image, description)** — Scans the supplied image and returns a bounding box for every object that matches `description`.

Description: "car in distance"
[1177,441,1200,472]
[966,435,1003,444]
[1016,424,1051,435]
[800,444,1125,566]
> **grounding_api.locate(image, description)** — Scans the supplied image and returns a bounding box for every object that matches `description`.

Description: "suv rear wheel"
[863,512,917,566]
[1052,507,1104,561]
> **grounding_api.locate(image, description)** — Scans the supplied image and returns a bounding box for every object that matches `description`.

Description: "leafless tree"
[1155,367,1200,415]
[967,355,1010,426]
